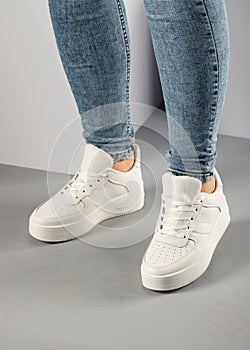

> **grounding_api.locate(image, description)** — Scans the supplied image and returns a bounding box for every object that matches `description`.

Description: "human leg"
[141,0,231,290]
[48,0,135,162]
[29,0,144,242]
[143,0,230,183]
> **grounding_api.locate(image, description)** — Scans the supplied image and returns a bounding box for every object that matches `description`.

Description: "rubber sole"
[29,196,145,243]
[141,210,231,291]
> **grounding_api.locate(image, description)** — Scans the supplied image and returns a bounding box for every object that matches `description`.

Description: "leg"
[48,0,134,163]
[29,0,145,243]
[143,0,230,184]
[141,0,231,291]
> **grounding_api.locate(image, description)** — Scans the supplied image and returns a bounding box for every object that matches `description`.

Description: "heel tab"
[133,143,141,164]
[213,167,223,189]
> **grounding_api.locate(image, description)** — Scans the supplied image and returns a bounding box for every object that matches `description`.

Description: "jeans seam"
[115,0,132,136]
[202,0,220,129]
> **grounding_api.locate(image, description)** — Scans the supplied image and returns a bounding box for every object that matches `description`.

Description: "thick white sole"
[141,209,231,291]
[29,196,145,243]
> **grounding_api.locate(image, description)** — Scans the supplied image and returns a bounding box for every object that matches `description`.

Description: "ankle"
[201,175,216,194]
[112,153,135,172]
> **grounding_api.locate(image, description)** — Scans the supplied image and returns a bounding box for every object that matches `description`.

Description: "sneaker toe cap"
[29,198,83,226]
[142,240,197,276]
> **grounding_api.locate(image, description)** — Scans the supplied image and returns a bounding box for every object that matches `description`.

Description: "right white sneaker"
[29,144,145,242]
[141,168,231,291]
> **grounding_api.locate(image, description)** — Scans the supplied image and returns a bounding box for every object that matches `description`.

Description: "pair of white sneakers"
[29,144,231,291]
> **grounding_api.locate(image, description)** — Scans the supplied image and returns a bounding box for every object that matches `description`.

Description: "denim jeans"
[48,0,230,183]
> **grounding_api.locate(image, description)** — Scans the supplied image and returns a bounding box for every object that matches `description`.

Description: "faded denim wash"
[48,0,230,183]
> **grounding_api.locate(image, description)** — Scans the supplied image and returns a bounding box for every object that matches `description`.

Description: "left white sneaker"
[29,143,144,243]
[141,168,231,291]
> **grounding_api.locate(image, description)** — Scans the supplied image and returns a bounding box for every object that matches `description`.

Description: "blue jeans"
[48,0,230,183]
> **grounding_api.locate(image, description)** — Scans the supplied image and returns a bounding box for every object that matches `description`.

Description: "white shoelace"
[67,171,108,201]
[159,198,202,239]
[69,172,87,199]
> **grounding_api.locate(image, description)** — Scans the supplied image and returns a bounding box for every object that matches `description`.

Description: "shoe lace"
[158,197,202,239]
[62,171,108,202]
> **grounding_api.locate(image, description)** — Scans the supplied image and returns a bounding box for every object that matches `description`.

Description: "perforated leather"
[38,196,81,218]
[145,239,196,267]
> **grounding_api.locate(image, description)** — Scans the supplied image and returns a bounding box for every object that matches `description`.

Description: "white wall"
[218,0,250,139]
[0,0,249,174]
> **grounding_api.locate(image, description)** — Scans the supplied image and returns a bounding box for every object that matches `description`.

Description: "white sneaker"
[29,144,145,242]
[141,168,230,291]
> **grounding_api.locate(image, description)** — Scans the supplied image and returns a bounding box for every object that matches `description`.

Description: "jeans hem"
[168,167,215,183]
[108,144,135,163]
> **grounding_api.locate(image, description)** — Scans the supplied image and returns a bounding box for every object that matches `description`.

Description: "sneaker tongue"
[79,144,113,178]
[162,171,202,202]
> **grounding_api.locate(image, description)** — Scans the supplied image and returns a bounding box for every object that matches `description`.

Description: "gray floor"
[1,129,250,349]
